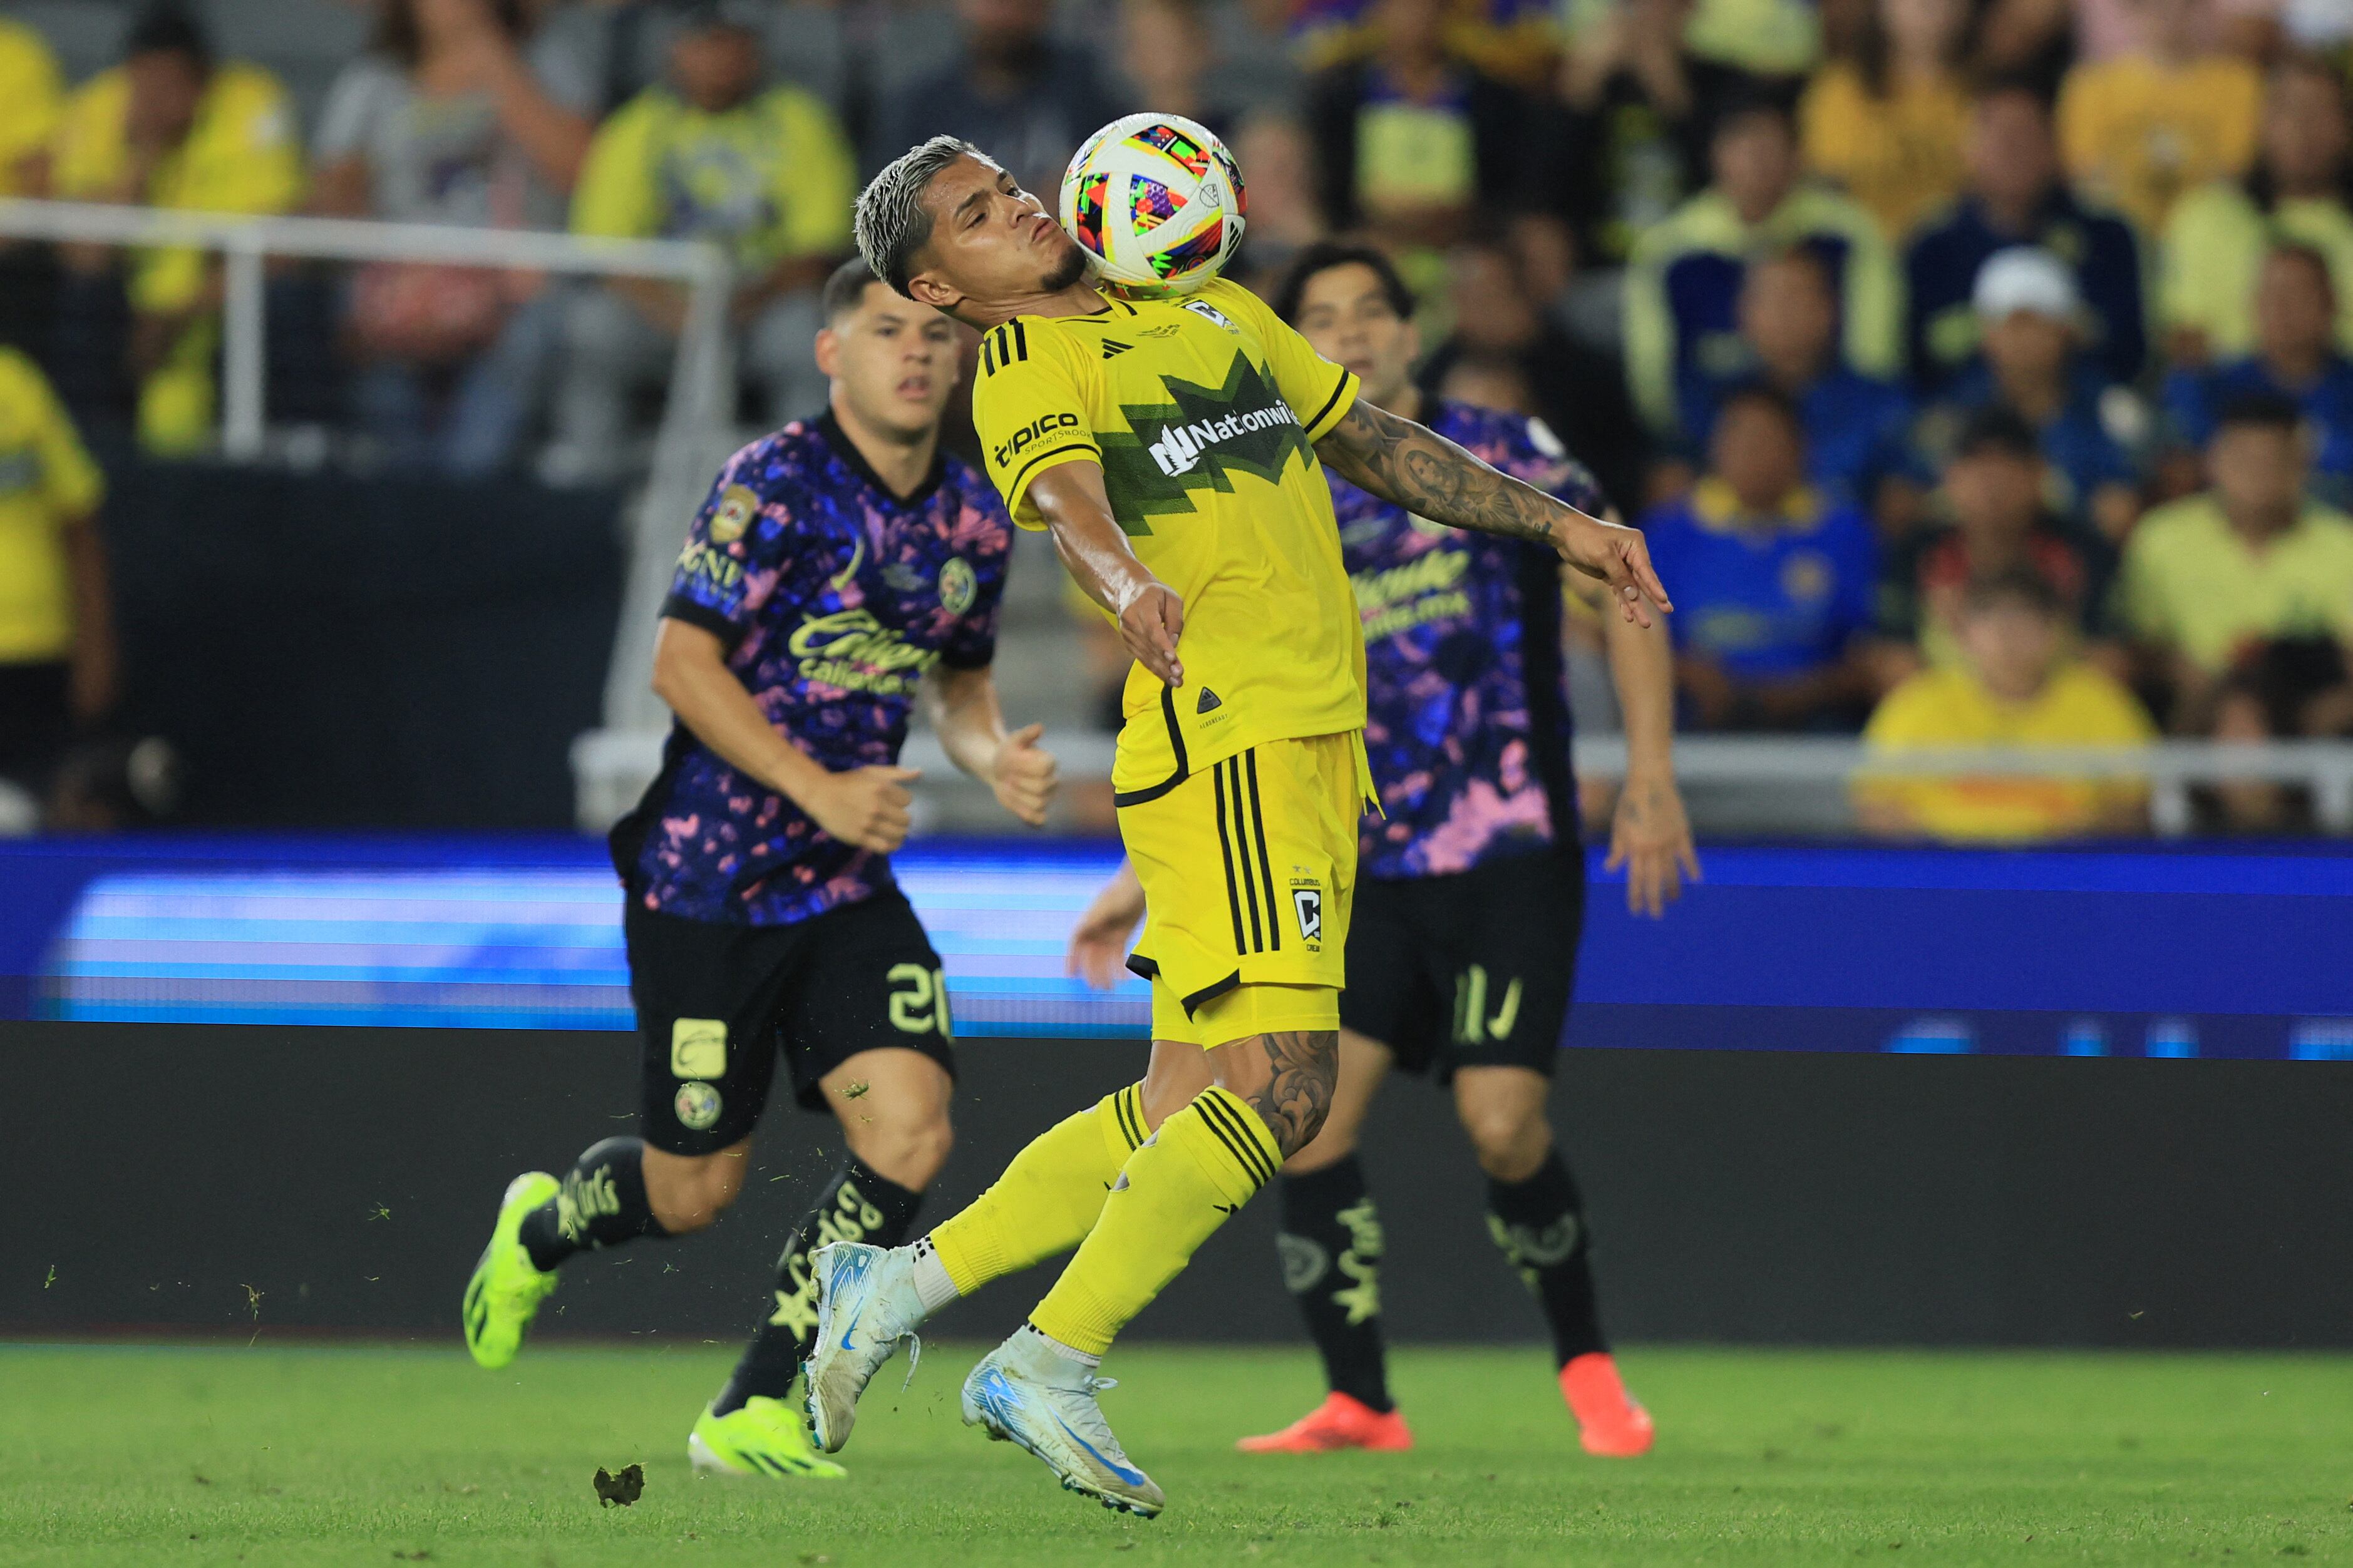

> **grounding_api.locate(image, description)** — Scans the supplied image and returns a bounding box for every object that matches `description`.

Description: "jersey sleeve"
[771,90,855,259]
[1203,280,1357,441]
[1829,511,1882,643]
[0,26,64,177]
[0,354,103,520]
[2109,527,2170,644]
[570,98,660,238]
[937,490,1011,670]
[1860,676,1934,749]
[50,71,123,200]
[972,322,1100,528]
[661,454,793,648]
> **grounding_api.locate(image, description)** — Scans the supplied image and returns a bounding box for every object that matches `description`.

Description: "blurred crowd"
[3,0,2353,840]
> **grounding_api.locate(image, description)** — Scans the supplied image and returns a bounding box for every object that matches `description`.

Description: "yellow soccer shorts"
[1118,730,1374,1046]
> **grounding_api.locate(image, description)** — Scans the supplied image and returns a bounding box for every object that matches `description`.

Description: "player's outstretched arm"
[1581,524,1701,917]
[925,662,1059,828]
[1315,400,1674,626]
[650,618,919,852]
[1028,460,1187,686]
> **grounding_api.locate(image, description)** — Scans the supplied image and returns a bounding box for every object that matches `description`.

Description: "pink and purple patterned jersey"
[618,413,1012,925]
[1342,399,1602,879]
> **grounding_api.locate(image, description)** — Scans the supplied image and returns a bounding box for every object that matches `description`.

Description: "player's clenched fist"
[1118,582,1187,687]
[809,764,920,853]
[991,722,1060,827]
[1553,514,1674,628]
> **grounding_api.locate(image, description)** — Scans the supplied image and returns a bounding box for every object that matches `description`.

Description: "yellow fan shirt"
[1856,662,2156,843]
[0,19,64,198]
[2114,494,2353,672]
[1798,63,1970,241]
[570,84,854,270]
[2056,53,2261,234]
[0,348,106,664]
[52,61,305,314]
[969,279,1364,796]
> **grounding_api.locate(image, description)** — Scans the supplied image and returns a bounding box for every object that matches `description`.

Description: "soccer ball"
[1059,113,1247,299]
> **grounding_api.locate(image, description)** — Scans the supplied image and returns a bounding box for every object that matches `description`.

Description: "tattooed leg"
[1208,1028,1340,1158]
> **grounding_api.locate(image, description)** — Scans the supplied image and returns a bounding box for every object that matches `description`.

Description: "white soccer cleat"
[960,1331,1165,1518]
[803,1242,927,1453]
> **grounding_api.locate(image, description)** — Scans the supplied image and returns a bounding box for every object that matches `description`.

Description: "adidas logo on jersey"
[1102,339,1133,359]
[1196,687,1222,714]
[1147,403,1302,479]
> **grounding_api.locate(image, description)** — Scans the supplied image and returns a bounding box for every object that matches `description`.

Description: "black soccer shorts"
[1337,844,1585,1082]
[623,889,959,1156]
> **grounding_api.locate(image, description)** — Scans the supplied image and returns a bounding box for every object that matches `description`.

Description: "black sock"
[517,1137,670,1271]
[1486,1149,1607,1368]
[711,1157,925,1416]
[1276,1156,1393,1414]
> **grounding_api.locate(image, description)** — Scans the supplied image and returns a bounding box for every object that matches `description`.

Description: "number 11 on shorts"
[888,962,954,1038]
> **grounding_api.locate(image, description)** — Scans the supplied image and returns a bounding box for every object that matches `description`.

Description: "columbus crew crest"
[1292,886,1324,945]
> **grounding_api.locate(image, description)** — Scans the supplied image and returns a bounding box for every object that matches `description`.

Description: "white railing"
[0,198,739,735]
[569,729,2353,836]
[1578,736,2353,836]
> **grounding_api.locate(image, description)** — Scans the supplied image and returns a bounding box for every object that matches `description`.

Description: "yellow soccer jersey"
[971,279,1364,797]
[53,61,304,314]
[0,347,105,664]
[0,19,64,198]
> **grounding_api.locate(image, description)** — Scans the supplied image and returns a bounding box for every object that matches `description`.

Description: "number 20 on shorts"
[888,962,954,1038]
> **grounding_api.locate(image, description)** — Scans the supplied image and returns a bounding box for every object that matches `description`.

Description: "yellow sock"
[1029,1085,1279,1356]
[929,1084,1147,1295]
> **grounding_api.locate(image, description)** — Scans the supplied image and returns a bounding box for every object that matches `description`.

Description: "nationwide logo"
[1102,338,1133,359]
[1097,355,1312,527]
[1147,403,1300,478]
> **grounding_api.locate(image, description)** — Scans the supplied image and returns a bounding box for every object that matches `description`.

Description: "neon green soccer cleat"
[461,1171,560,1369]
[689,1398,849,1479]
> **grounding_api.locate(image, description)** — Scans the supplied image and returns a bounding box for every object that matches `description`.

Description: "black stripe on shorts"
[1242,749,1281,952]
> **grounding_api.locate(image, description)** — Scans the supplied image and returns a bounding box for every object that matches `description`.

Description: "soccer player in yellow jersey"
[801,135,1674,1516]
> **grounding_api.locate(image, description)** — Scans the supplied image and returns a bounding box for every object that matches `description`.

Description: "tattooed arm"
[1315,399,1674,625]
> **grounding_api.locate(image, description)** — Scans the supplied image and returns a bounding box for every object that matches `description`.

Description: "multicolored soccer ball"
[1059,113,1247,299]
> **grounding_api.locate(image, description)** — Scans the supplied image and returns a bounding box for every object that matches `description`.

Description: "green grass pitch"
[5,1342,2351,1566]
